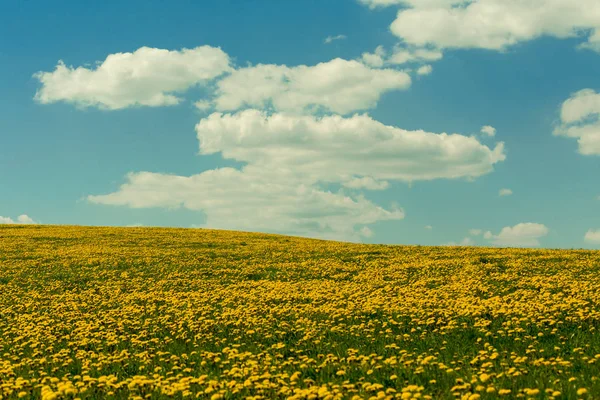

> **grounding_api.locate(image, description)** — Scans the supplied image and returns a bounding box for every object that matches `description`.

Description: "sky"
[1,0,599,249]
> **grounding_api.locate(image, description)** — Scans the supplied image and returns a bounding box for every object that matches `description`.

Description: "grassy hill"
[0,225,599,399]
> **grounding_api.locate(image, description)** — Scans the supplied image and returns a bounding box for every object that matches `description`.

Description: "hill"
[0,225,599,399]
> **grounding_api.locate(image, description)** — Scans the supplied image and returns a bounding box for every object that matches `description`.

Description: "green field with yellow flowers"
[0,225,599,399]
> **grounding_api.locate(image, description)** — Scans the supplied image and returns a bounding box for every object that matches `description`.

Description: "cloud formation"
[194,110,506,183]
[444,237,475,246]
[324,34,347,44]
[584,229,600,244]
[484,222,549,247]
[554,89,600,156]
[212,59,411,114]
[499,188,513,196]
[480,125,496,137]
[88,167,404,242]
[358,0,464,9]
[360,45,443,67]
[389,1,600,53]
[34,46,232,110]
[416,65,433,76]
[89,111,505,241]
[0,215,37,224]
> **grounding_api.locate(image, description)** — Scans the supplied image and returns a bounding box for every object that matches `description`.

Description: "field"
[0,225,599,399]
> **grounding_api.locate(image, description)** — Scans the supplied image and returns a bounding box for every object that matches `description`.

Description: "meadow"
[0,225,599,399]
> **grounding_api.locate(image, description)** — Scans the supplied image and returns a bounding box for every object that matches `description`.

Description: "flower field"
[0,225,599,399]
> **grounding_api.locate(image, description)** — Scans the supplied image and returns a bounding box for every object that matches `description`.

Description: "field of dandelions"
[0,225,599,400]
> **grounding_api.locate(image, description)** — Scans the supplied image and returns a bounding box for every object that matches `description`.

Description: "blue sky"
[1,0,599,248]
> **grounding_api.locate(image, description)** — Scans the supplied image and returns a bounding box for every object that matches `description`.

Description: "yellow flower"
[577,388,588,395]
[527,388,540,395]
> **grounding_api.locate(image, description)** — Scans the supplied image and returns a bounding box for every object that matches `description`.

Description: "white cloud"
[360,45,386,68]
[389,1,600,53]
[360,226,374,238]
[469,229,482,236]
[425,225,433,230]
[499,188,513,196]
[444,236,475,246]
[358,0,465,9]
[0,217,13,224]
[88,110,505,241]
[125,223,145,227]
[554,89,600,156]
[194,100,213,111]
[485,222,549,247]
[324,34,347,44]
[361,45,443,67]
[388,47,444,65]
[342,176,389,190]
[194,110,506,183]
[584,229,600,244]
[88,167,404,243]
[0,214,37,224]
[358,0,404,8]
[34,46,232,110]
[416,65,433,76]
[480,125,496,137]
[213,58,411,115]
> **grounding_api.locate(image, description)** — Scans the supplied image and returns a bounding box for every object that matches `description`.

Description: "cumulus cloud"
[194,100,213,111]
[34,46,232,110]
[499,188,513,196]
[194,110,506,183]
[388,47,444,65]
[425,225,433,230]
[88,167,403,242]
[324,34,347,44]
[444,237,475,246]
[389,1,600,53]
[88,111,505,241]
[212,58,411,115]
[358,0,404,8]
[554,89,600,156]
[360,45,443,67]
[342,176,389,190]
[416,65,433,76]
[469,229,482,236]
[360,46,386,68]
[485,222,549,247]
[480,125,496,137]
[358,0,465,9]
[0,214,37,224]
[584,229,600,244]
[360,226,374,238]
